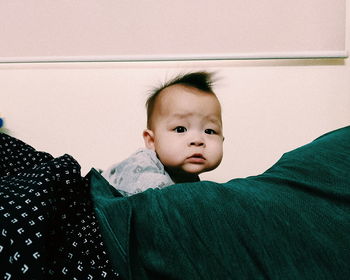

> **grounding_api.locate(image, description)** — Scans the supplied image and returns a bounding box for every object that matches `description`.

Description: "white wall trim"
[0,51,347,64]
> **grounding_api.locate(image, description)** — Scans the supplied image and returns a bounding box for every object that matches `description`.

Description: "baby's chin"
[180,167,206,176]
[166,167,201,183]
[182,165,216,175]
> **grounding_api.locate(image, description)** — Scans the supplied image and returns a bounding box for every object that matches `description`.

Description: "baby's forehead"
[156,84,219,106]
[161,94,221,119]
[149,84,222,128]
[167,112,222,127]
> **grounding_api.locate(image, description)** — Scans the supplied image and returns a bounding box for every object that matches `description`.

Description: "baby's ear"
[143,129,155,150]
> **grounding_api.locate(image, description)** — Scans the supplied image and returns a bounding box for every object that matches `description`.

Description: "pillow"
[90,126,350,280]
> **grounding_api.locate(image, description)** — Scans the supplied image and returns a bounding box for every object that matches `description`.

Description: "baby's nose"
[190,140,204,146]
[189,134,205,147]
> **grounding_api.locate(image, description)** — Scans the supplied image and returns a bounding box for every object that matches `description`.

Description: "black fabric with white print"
[0,133,120,280]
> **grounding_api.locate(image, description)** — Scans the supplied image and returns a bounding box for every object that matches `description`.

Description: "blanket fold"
[91,126,350,280]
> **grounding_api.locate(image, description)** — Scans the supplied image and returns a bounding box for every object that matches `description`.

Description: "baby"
[102,71,224,196]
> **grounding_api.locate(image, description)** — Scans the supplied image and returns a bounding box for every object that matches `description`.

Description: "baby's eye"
[173,126,187,133]
[205,129,217,135]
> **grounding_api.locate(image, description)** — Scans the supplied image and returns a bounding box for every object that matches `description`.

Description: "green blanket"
[91,126,350,279]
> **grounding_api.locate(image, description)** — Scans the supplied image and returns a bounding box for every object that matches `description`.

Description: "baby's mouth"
[191,153,205,159]
[186,154,206,163]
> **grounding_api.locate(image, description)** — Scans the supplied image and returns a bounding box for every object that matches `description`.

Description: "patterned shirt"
[102,149,175,196]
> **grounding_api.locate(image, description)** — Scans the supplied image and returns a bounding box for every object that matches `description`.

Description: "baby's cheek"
[157,149,177,166]
[211,142,224,161]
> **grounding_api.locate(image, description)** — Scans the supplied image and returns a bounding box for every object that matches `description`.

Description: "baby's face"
[146,85,224,178]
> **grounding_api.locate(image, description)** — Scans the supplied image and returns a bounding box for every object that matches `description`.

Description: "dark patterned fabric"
[0,133,120,279]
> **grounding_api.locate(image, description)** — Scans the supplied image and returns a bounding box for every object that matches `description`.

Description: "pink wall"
[0,2,349,181]
[0,0,346,61]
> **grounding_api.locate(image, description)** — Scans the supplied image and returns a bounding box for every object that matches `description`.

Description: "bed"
[1,125,350,279]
